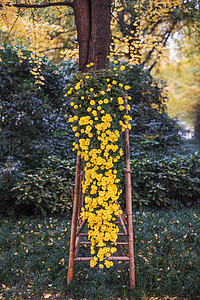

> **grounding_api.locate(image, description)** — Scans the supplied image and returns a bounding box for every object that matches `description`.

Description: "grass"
[0,207,199,300]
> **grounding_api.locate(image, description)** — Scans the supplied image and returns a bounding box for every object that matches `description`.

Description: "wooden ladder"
[67,96,135,288]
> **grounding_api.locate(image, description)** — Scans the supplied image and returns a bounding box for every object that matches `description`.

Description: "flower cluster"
[66,66,132,268]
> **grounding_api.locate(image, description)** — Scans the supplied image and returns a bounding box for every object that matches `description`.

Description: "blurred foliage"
[112,0,200,69]
[156,25,200,139]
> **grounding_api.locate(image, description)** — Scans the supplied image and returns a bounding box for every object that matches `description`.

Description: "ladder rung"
[80,241,91,244]
[78,232,128,237]
[74,256,129,262]
[117,233,128,236]
[117,242,128,245]
[79,241,128,245]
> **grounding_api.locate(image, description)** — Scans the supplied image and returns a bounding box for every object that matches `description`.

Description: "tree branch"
[0,1,74,9]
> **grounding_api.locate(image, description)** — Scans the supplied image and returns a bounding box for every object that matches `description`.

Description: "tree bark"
[73,0,111,72]
[73,0,91,72]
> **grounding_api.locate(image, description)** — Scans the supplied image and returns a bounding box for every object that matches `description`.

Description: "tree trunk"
[73,0,111,72]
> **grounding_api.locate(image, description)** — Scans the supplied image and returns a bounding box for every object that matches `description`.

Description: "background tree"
[111,0,199,70]
[156,19,200,140]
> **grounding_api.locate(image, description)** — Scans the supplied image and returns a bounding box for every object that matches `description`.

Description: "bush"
[0,157,21,215]
[131,153,200,207]
[124,65,181,153]
[12,156,76,215]
[0,44,74,168]
[0,45,75,213]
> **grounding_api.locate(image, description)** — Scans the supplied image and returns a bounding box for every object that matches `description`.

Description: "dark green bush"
[0,45,75,214]
[123,65,181,153]
[131,153,200,207]
[0,157,21,215]
[12,156,76,215]
[0,45,74,168]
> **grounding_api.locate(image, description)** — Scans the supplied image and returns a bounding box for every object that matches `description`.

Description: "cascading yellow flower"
[67,66,132,268]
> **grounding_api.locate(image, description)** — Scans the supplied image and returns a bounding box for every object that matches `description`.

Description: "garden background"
[0,0,200,299]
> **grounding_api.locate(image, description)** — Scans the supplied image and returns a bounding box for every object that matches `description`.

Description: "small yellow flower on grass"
[157,278,161,281]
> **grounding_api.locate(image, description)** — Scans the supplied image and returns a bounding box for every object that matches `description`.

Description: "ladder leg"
[67,155,82,286]
[124,95,135,289]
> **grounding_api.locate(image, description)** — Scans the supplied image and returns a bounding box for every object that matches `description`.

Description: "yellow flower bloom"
[75,84,80,90]
[99,264,104,269]
[92,110,97,116]
[118,97,124,105]
[119,105,125,111]
[90,100,95,105]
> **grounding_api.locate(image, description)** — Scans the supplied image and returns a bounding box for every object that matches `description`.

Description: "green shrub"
[124,64,181,152]
[0,157,21,215]
[131,153,200,207]
[12,156,76,215]
[0,45,75,213]
[0,44,74,168]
